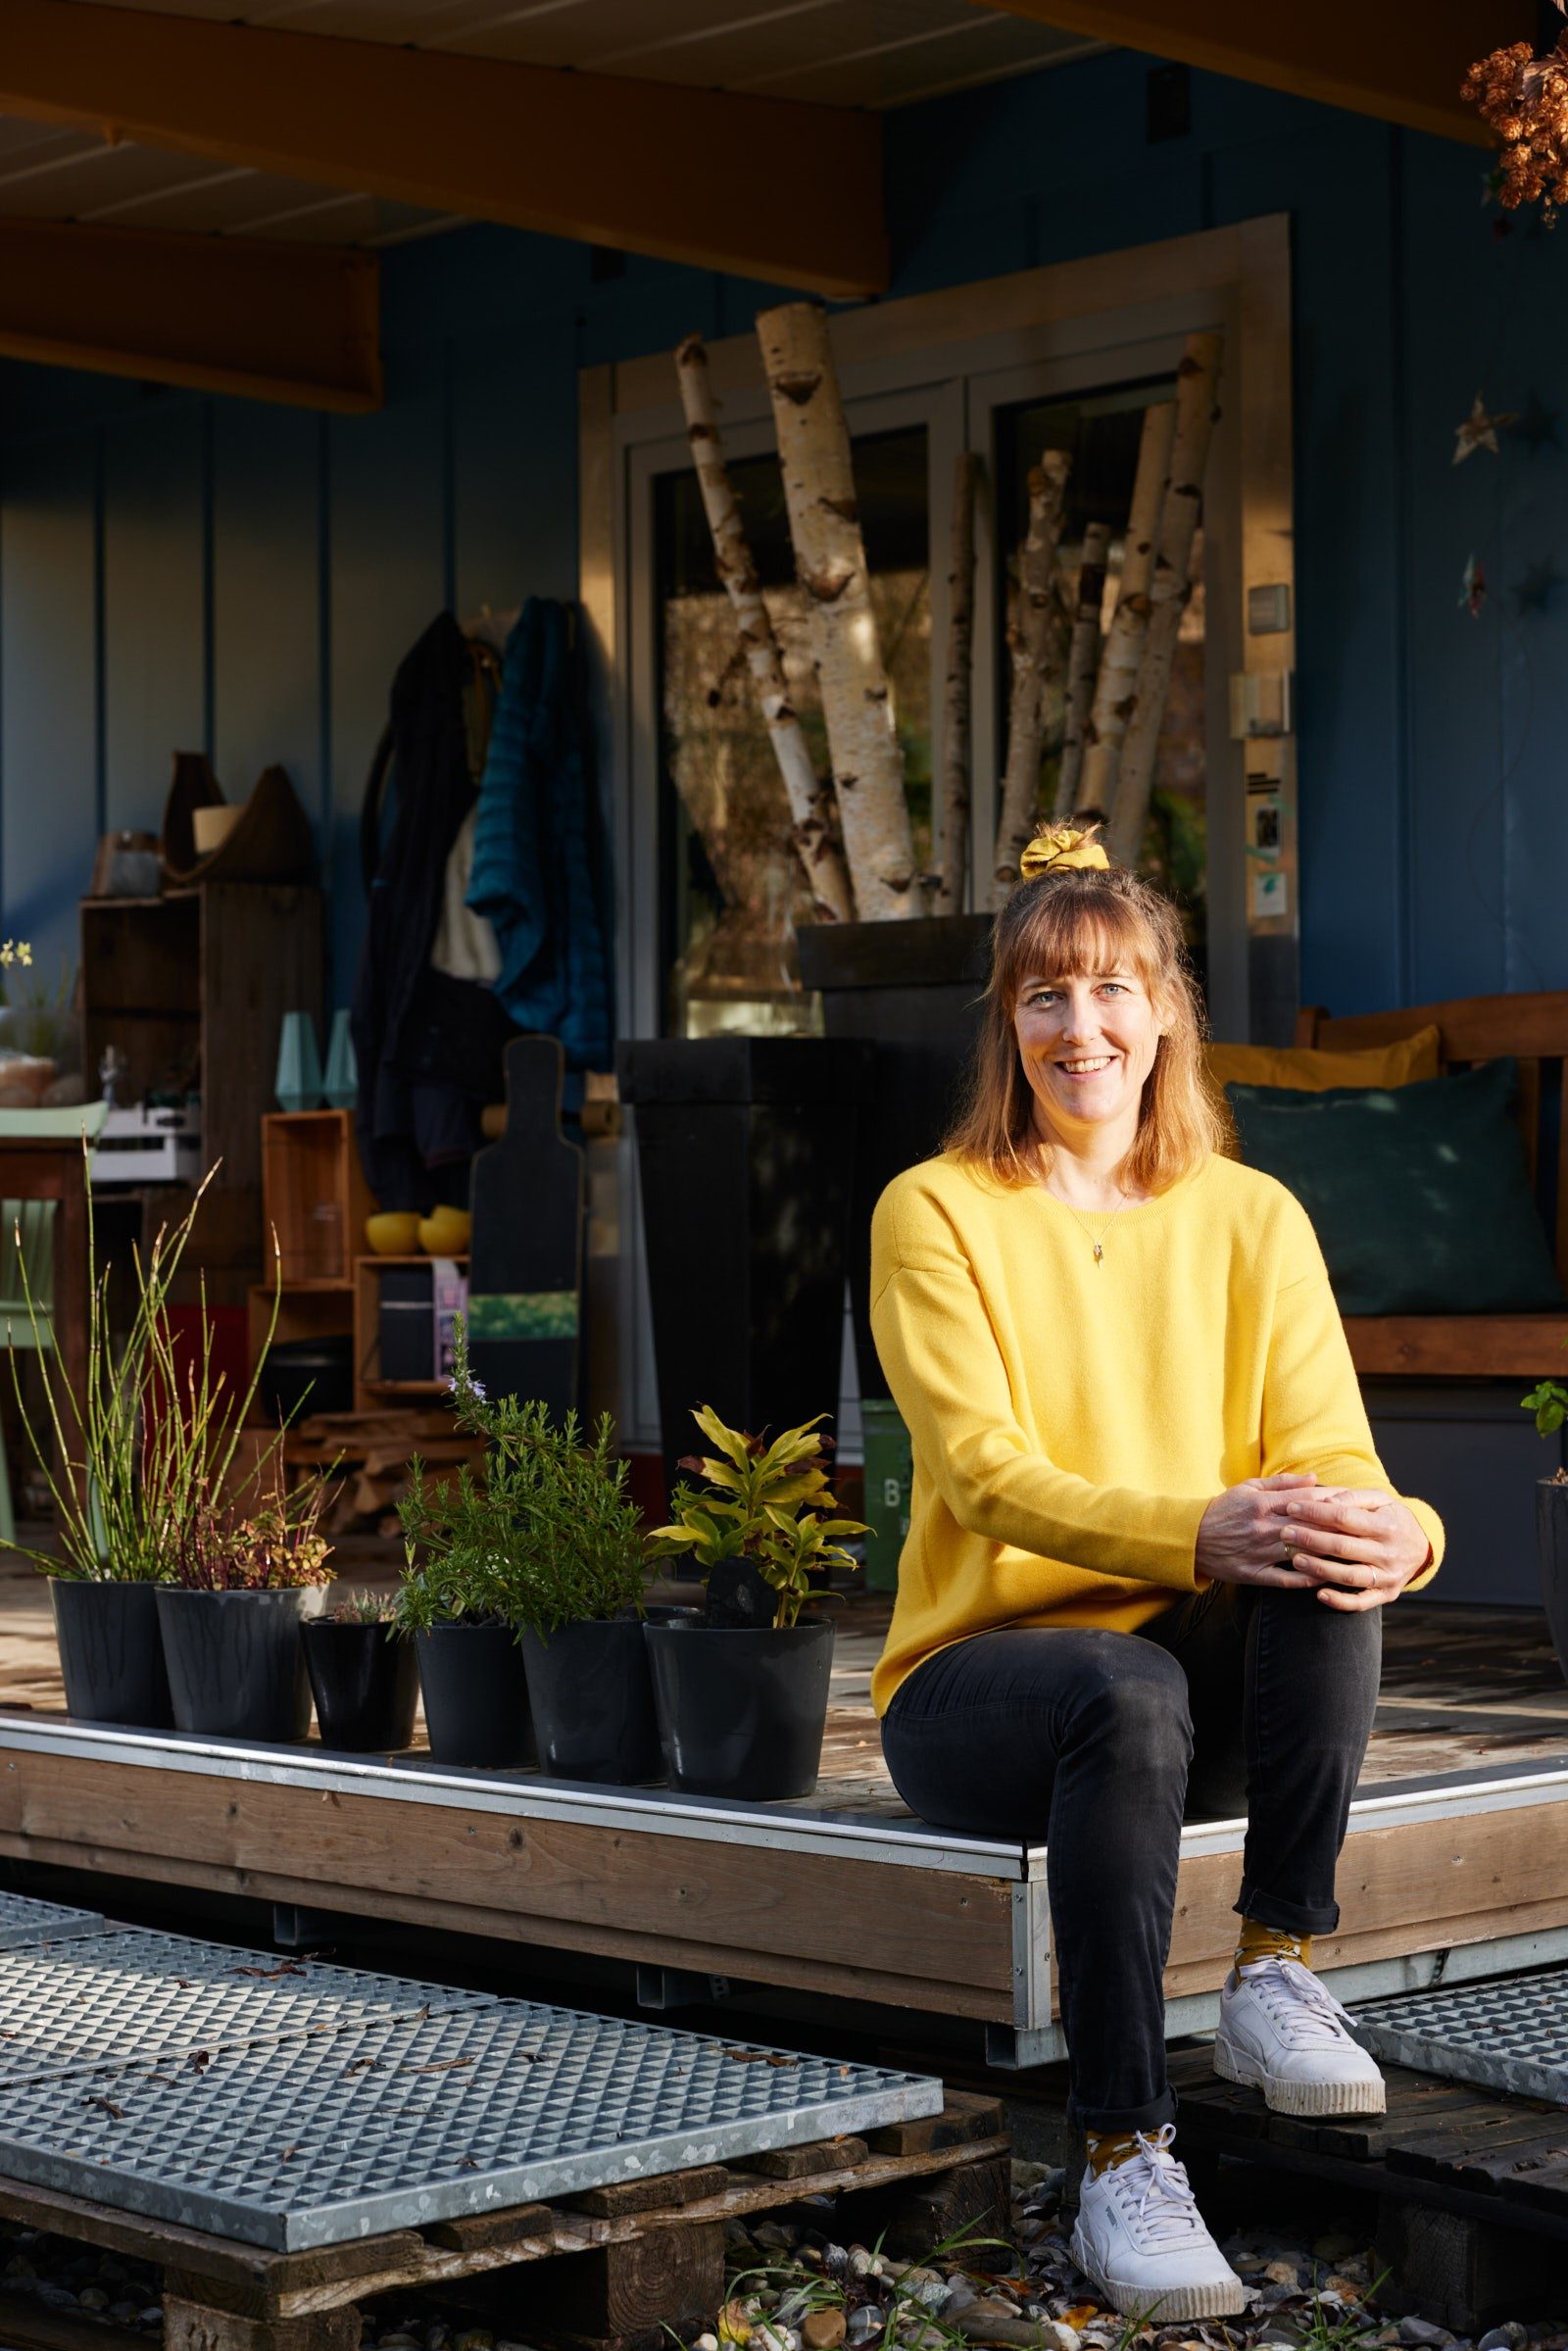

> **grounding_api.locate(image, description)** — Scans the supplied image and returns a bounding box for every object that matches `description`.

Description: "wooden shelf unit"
[249,1109,373,1387]
[81,882,322,1194]
[353,1251,468,1413]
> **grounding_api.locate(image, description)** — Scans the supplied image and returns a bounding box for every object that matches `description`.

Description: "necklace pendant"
[1093,1242,1103,1264]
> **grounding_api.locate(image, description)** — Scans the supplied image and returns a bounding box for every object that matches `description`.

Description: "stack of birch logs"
[675,304,1221,926]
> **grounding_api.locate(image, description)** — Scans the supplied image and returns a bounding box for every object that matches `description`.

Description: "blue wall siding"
[2,50,1565,1016]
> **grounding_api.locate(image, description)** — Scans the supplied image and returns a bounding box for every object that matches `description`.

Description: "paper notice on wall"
[431,1257,469,1382]
[1250,865,1289,921]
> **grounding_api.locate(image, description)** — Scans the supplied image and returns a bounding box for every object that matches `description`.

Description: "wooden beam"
[0,213,379,411]
[980,0,1530,144]
[0,0,888,299]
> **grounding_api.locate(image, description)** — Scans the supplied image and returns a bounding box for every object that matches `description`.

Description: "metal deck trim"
[0,1714,1027,1879]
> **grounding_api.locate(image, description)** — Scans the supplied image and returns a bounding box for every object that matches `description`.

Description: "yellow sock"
[1235,1918,1312,1973]
[1084,2131,1141,2176]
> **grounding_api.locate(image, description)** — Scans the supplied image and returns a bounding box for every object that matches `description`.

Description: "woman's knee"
[1066,1636,1193,1769]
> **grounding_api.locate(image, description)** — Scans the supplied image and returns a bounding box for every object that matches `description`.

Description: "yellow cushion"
[1205,1026,1443,1094]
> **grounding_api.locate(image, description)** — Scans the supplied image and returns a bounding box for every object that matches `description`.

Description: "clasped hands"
[1194,1474,1430,1612]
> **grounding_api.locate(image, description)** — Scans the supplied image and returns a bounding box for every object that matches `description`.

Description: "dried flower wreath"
[1465,0,1568,220]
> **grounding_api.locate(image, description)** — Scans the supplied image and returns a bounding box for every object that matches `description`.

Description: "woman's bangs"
[997,890,1159,1009]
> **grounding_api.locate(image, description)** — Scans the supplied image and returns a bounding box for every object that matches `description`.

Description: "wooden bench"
[1296,991,1568,1377]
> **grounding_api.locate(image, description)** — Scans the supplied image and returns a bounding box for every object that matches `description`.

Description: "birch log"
[675,333,855,924]
[1076,400,1176,819]
[757,303,919,921]
[1054,519,1109,821]
[937,450,978,914]
[1107,332,1225,868]
[991,453,1071,907]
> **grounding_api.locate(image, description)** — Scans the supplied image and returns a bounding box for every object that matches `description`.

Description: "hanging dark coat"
[352,613,507,1208]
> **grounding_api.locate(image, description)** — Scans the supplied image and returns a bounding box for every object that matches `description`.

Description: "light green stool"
[0,1103,109,1547]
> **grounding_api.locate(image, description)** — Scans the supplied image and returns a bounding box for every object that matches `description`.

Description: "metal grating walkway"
[0,2004,939,2249]
[0,1931,494,2085]
[0,1896,941,2250]
[1353,1967,1568,2103]
[0,1892,107,1949]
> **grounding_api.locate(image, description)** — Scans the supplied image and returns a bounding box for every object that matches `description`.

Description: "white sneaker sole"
[1069,2224,1248,2320]
[1213,2031,1387,2115]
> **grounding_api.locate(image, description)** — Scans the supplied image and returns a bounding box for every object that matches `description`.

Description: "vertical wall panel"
[102,400,205,835]
[213,403,322,832]
[451,321,578,618]
[327,393,446,1000]
[1,436,99,980]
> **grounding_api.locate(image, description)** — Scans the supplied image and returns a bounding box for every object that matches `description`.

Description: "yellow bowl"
[417,1206,471,1256]
[365,1211,420,1257]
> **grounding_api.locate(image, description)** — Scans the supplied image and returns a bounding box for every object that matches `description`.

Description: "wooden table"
[0,1135,89,1499]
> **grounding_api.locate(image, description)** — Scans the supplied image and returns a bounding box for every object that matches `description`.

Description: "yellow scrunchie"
[1017,824,1111,880]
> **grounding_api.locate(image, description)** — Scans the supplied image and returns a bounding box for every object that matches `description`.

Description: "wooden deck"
[0,1563,1563,2066]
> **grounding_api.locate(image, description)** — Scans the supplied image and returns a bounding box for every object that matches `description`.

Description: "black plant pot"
[50,1580,173,1729]
[617,1038,871,1502]
[302,1620,418,1753]
[798,915,993,1399]
[1540,1478,1568,1686]
[155,1587,323,1743]
[644,1617,835,1801]
[519,1617,663,1786]
[416,1624,534,1769]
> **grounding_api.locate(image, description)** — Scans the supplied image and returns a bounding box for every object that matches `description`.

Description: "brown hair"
[945,832,1229,1192]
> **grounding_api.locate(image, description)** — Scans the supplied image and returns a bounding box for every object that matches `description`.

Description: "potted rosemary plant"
[155,1487,332,1742]
[436,1335,658,1782]
[643,1407,864,1800]
[302,1589,417,1753]
[1523,1364,1568,1684]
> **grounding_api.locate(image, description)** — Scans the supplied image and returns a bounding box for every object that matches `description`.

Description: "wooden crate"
[353,1253,468,1411]
[262,1112,372,1288]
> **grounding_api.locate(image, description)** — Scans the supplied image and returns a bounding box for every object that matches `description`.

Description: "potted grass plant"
[643,1406,864,1800]
[302,1589,418,1754]
[437,1334,661,1784]
[1523,1364,1568,1685]
[155,1486,332,1742]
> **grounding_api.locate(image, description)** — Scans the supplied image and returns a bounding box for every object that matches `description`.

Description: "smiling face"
[1012,963,1169,1154]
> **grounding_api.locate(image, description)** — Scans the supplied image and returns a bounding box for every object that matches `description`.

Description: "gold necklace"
[1046,1187,1135,1266]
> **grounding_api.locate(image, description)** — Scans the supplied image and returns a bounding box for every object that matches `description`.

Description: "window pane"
[656,425,930,1038]
[995,379,1207,989]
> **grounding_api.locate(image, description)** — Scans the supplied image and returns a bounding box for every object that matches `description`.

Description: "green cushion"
[1225,1058,1565,1315]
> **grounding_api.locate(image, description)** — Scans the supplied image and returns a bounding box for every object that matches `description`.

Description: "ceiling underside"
[0,0,1100,250]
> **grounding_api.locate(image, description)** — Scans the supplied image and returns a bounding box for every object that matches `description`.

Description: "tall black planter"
[519,1618,663,1785]
[50,1581,173,1729]
[302,1620,418,1753]
[1541,1478,1568,1687]
[798,917,993,1398]
[618,1038,871,1500]
[155,1587,323,1743]
[416,1624,534,1769]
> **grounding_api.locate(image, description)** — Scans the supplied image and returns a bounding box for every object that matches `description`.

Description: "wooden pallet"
[0,2095,1009,2351]
[1167,2047,1568,2328]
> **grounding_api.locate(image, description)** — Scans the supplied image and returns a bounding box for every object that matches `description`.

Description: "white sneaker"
[1214,1954,1387,2116]
[1069,2125,1247,2320]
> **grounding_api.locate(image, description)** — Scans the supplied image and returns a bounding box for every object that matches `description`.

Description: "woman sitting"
[872,823,1441,2321]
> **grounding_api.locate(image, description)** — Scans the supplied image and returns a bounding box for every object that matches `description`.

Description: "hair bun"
[1017,823,1111,881]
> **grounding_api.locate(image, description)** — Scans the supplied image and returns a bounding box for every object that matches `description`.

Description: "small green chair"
[0,1104,109,1546]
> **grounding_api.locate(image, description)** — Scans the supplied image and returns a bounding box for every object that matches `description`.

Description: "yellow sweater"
[868,1150,1444,1716]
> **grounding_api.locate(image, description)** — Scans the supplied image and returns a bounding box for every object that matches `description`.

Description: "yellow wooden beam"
[0,213,379,410]
[980,0,1529,143]
[0,0,888,299]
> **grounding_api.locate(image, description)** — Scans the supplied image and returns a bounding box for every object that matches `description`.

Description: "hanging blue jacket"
[466,599,611,1071]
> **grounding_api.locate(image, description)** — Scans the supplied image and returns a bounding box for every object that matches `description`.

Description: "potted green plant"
[437,1339,661,1784]
[301,1589,417,1754]
[7,1164,240,1728]
[643,1406,864,1800]
[1523,1365,1568,1684]
[155,1487,332,1741]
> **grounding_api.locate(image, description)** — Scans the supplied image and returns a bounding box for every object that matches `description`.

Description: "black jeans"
[880,1584,1382,2133]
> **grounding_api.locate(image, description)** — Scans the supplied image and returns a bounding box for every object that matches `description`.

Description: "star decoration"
[1513,558,1565,614]
[1516,390,1560,455]
[1459,553,1488,617]
[1453,392,1518,465]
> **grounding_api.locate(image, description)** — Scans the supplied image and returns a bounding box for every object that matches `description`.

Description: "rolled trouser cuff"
[1235,1881,1341,1937]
